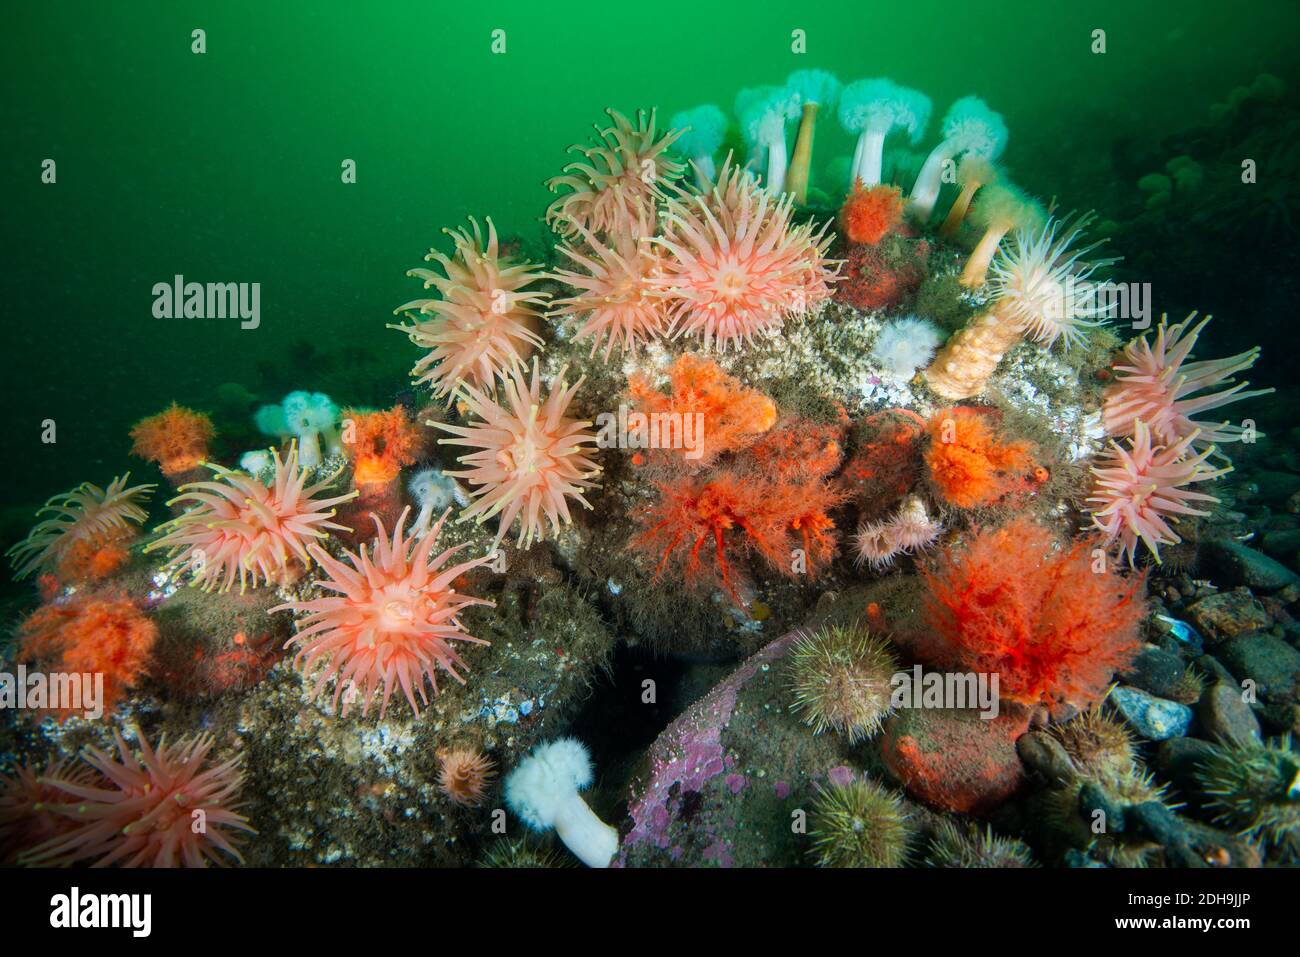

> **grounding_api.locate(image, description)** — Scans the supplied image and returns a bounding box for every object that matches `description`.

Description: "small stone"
[1252,470,1300,505]
[1153,737,1218,794]
[1186,589,1272,642]
[1213,633,1300,705]
[1109,686,1193,740]
[1121,645,1187,698]
[880,707,1028,815]
[1078,781,1125,832]
[1203,539,1300,591]
[1128,800,1186,847]
[1194,653,1236,686]
[1198,680,1262,747]
[1016,730,1075,783]
[1261,528,1300,559]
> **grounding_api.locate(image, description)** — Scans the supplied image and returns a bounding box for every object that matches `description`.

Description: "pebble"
[1250,470,1300,506]
[1109,686,1193,740]
[1213,633,1300,705]
[1121,645,1187,698]
[1186,589,1272,642]
[1260,528,1300,560]
[1016,731,1075,784]
[1202,539,1300,591]
[1198,680,1262,747]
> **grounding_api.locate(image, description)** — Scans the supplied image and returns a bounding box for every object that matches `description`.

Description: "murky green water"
[2,0,1296,508]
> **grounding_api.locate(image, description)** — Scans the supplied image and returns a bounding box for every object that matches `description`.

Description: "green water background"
[1,0,1297,513]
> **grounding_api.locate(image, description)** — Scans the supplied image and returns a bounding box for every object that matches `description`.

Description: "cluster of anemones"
[1087,312,1265,564]
[147,446,357,592]
[852,495,942,570]
[548,151,840,356]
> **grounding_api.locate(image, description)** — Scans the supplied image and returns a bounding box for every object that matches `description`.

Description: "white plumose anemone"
[988,211,1116,350]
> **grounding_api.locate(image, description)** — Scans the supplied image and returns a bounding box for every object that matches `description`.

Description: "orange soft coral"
[839,409,928,509]
[627,354,777,468]
[343,405,425,487]
[129,403,216,477]
[16,594,158,720]
[633,466,842,605]
[840,182,906,245]
[924,407,1034,508]
[747,419,845,481]
[920,517,1144,708]
[836,236,930,311]
[54,536,132,583]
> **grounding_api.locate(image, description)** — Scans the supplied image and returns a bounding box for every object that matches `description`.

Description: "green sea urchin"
[809,778,913,868]
[787,625,899,743]
[926,820,1035,868]
[477,837,574,869]
[1196,735,1300,847]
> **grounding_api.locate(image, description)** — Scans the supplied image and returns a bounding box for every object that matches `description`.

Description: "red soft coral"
[920,517,1144,708]
[839,408,928,511]
[633,468,842,605]
[840,183,905,245]
[343,405,426,487]
[17,595,158,720]
[924,407,1035,508]
[747,419,845,481]
[129,403,216,477]
[836,236,929,311]
[627,353,776,468]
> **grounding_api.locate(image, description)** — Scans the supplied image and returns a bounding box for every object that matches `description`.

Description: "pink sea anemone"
[852,495,941,570]
[435,359,602,549]
[549,220,671,360]
[1101,312,1273,448]
[272,508,494,717]
[546,108,685,238]
[7,475,155,580]
[19,729,253,868]
[0,757,100,864]
[147,447,357,593]
[1087,419,1231,565]
[650,157,839,351]
[390,217,549,402]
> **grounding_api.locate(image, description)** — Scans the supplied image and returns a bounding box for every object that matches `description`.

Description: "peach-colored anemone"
[0,757,99,864]
[437,748,496,807]
[546,108,685,239]
[1102,312,1273,449]
[435,359,602,549]
[852,496,940,570]
[6,475,155,580]
[272,508,494,718]
[649,156,839,351]
[389,216,548,402]
[1087,420,1231,565]
[19,729,253,868]
[146,446,357,593]
[548,217,671,360]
